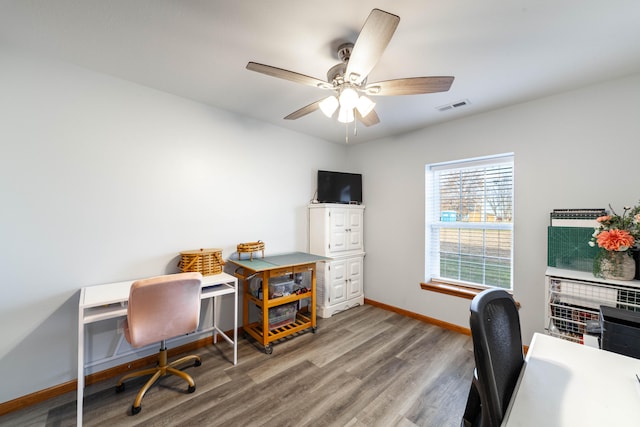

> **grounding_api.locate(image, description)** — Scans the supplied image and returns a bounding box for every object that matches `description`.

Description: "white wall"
[348,72,640,346]
[0,50,347,403]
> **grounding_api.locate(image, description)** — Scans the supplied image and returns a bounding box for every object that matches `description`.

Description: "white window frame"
[425,153,514,290]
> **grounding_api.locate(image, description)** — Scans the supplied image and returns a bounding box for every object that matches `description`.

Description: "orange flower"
[596,229,635,251]
[596,215,612,223]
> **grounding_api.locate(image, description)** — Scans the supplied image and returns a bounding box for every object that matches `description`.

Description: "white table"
[503,332,640,426]
[77,272,238,426]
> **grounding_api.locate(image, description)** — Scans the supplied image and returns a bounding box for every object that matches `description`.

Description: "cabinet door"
[346,209,363,251]
[328,207,364,254]
[346,257,363,299]
[329,260,348,305]
[328,209,349,253]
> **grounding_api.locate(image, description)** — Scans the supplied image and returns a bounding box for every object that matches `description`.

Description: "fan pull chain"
[344,118,359,144]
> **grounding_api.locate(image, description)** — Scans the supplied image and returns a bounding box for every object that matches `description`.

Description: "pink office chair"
[115,272,203,415]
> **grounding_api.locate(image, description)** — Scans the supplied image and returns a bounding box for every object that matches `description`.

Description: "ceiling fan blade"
[345,9,400,85]
[356,109,380,127]
[364,76,454,96]
[284,100,322,120]
[246,62,332,89]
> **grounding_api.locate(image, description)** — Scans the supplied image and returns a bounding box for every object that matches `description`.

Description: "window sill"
[420,281,521,308]
[420,281,483,300]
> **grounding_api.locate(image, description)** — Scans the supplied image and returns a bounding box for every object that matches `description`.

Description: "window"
[426,153,514,290]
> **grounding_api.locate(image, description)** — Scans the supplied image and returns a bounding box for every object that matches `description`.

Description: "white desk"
[503,333,640,426]
[77,272,238,426]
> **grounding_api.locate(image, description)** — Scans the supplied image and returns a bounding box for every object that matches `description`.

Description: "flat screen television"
[317,170,362,204]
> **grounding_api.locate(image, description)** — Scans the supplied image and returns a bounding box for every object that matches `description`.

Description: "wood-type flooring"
[1,304,475,427]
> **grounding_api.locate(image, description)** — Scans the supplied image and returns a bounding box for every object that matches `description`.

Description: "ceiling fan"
[246,8,454,128]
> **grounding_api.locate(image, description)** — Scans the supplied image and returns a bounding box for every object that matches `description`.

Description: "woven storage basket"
[237,241,265,260]
[178,248,225,276]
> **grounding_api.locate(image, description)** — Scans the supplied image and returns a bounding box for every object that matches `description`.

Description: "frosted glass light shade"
[338,106,355,123]
[356,96,375,117]
[339,87,359,110]
[319,96,339,117]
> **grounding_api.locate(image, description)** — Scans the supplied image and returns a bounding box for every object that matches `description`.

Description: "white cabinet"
[309,204,365,318]
[316,255,364,318]
[310,204,363,257]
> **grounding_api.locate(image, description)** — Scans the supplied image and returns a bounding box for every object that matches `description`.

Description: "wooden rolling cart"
[228,252,326,354]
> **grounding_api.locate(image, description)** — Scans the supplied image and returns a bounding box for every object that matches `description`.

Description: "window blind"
[426,154,514,289]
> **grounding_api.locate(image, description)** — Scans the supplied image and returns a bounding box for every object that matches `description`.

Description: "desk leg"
[77,309,84,426]
[213,295,220,345]
[233,280,238,365]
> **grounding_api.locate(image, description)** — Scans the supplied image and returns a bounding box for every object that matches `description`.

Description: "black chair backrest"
[470,288,524,427]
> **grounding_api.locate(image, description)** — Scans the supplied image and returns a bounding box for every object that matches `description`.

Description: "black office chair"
[461,288,524,427]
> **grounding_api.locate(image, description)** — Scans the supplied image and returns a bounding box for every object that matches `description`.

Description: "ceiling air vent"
[436,99,470,112]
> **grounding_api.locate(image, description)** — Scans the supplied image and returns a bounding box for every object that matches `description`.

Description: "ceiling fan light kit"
[318,88,376,123]
[339,86,359,110]
[338,106,355,124]
[319,95,339,117]
[246,8,454,139]
[356,95,375,117]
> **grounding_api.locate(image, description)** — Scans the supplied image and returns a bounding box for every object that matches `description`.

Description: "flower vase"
[594,250,636,281]
[632,247,640,280]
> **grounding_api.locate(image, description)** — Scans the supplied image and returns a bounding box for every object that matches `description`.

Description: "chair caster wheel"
[115,383,125,393]
[131,405,141,415]
[188,385,196,393]
[265,345,273,355]
[194,359,202,367]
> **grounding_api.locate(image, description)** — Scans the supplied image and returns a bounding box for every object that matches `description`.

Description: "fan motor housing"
[337,42,353,62]
[327,63,346,85]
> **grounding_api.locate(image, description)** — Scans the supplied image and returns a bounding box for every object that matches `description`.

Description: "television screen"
[317,170,362,204]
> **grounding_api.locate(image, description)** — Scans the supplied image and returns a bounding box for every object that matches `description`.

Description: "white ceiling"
[2,0,640,144]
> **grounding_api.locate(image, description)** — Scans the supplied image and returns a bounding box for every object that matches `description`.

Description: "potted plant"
[589,203,640,280]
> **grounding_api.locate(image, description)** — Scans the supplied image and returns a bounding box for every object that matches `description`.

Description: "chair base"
[115,343,201,415]
[461,373,481,427]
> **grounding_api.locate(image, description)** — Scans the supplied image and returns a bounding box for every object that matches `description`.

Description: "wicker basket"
[178,248,225,276]
[237,241,265,260]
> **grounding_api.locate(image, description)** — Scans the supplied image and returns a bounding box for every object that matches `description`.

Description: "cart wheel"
[265,345,273,355]
[312,326,318,334]
[194,359,202,367]
[131,405,141,415]
[115,383,125,393]
[188,385,196,393]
